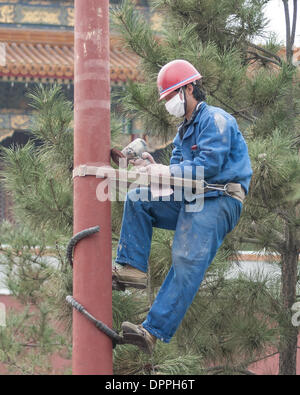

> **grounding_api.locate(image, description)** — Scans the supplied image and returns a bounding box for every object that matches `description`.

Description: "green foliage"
[0,306,68,375]
[178,272,283,366]
[26,84,74,171]
[148,228,173,288]
[110,0,300,376]
[0,220,70,374]
[248,130,299,203]
[1,0,299,376]
[152,0,269,46]
[111,0,268,135]
[113,80,175,141]
[112,0,166,74]
[247,65,294,117]
[0,221,55,303]
[114,342,203,375]
[112,290,149,332]
[1,85,73,238]
[0,85,127,374]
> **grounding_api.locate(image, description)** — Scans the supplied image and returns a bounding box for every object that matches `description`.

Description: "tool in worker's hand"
[111,138,153,168]
[122,138,148,159]
[110,138,171,197]
[129,152,155,168]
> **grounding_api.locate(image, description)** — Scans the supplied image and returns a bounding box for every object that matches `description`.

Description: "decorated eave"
[0,28,141,85]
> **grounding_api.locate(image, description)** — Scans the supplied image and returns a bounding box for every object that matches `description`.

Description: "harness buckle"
[223,183,230,196]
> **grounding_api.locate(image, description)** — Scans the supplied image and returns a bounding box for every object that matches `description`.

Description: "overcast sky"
[262,0,300,46]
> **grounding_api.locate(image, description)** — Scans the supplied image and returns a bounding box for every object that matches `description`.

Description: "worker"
[113,59,253,354]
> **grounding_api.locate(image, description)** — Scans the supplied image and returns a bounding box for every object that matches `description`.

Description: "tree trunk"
[279,248,299,375]
[279,2,299,375]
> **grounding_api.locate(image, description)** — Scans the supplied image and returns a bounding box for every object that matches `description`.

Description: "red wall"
[1,295,299,375]
[0,295,71,375]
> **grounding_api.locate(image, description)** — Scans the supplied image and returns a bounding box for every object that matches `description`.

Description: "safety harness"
[72,165,245,203]
[203,182,245,203]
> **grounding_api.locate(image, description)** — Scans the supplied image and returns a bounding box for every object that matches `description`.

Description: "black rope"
[66,226,100,267]
[66,295,124,347]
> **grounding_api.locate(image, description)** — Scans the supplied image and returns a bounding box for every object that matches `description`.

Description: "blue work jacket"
[169,102,253,197]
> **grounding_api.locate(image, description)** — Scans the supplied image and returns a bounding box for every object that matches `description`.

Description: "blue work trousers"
[116,188,242,343]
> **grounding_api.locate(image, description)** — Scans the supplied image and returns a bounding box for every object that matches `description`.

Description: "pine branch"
[247,50,282,67]
[20,342,61,348]
[202,365,256,375]
[247,221,286,252]
[0,351,34,375]
[209,92,256,123]
[55,241,66,270]
[111,0,164,71]
[233,237,261,245]
[48,178,62,214]
[274,208,294,225]
[247,42,283,65]
[248,351,280,366]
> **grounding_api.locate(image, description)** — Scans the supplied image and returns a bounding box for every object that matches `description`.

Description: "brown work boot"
[121,322,157,354]
[112,265,147,290]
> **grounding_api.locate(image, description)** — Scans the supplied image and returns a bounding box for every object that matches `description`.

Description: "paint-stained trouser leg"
[115,187,181,272]
[142,196,242,343]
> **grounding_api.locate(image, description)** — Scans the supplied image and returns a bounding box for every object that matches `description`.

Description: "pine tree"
[0,85,74,374]
[0,0,299,375]
[0,85,204,375]
[110,0,300,375]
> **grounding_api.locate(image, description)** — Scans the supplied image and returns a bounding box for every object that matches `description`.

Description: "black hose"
[65,227,125,347]
[66,226,100,267]
[66,295,124,346]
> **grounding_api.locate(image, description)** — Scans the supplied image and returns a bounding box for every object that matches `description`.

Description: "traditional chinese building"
[0,0,159,221]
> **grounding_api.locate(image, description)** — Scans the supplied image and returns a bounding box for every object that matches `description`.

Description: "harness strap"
[73,165,245,202]
[226,183,245,203]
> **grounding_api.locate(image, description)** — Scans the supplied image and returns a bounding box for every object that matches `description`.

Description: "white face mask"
[165,90,185,118]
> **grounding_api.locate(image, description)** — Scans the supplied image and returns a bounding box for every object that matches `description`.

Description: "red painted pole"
[73,0,112,375]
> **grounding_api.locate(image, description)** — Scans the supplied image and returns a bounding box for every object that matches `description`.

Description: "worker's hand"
[139,163,173,198]
[129,152,156,168]
[139,163,170,176]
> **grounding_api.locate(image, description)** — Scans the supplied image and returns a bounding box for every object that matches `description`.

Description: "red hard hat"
[157,59,202,101]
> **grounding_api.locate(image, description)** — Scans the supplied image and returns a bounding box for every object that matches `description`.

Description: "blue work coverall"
[116,102,253,343]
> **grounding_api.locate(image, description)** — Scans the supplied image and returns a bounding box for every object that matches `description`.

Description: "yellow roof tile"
[0,29,141,83]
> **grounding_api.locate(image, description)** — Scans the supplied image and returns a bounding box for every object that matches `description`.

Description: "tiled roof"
[0,29,141,84]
